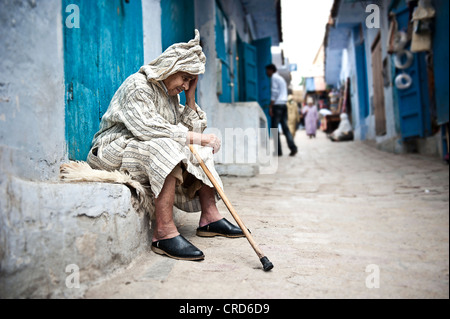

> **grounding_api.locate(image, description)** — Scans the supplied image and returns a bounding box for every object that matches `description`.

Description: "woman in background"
[302,96,319,139]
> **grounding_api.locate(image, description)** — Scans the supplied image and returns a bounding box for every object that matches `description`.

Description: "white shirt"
[271,72,288,105]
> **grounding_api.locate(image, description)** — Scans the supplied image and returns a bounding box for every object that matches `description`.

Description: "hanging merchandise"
[387,14,409,54]
[394,49,414,69]
[392,31,409,52]
[411,0,435,52]
[395,73,413,90]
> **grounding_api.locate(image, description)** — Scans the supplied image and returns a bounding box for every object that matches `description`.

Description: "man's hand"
[269,101,275,117]
[185,76,199,111]
[203,134,221,154]
[187,132,221,154]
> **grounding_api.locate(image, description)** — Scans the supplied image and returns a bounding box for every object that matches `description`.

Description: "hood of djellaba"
[139,29,206,83]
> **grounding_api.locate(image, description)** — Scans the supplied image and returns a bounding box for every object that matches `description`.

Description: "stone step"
[0,176,155,298]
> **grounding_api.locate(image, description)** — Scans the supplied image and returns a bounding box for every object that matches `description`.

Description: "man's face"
[266,69,274,78]
[163,72,196,96]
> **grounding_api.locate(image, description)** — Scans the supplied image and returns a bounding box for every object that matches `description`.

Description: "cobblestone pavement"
[85,131,449,299]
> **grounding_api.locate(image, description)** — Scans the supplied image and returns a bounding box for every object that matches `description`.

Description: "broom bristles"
[60,161,153,216]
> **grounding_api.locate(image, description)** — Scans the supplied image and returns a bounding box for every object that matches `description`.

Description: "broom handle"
[189,145,265,259]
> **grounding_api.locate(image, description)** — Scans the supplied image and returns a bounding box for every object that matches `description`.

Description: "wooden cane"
[189,145,274,271]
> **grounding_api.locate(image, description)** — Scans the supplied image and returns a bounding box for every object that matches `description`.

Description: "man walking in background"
[266,64,298,157]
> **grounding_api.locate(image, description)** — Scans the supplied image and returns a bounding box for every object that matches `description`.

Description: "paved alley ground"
[85,131,449,299]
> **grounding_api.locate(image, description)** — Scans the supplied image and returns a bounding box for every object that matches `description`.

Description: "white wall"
[142,0,162,64]
[194,0,219,120]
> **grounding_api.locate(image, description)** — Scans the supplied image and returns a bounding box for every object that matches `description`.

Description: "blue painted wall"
[63,0,143,160]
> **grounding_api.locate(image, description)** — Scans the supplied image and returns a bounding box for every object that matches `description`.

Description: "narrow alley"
[1,0,449,301]
[85,132,449,299]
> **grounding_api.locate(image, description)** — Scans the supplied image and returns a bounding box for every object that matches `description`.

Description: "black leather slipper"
[151,235,205,261]
[196,218,246,238]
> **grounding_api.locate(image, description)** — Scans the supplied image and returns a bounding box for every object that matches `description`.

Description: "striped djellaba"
[87,30,223,213]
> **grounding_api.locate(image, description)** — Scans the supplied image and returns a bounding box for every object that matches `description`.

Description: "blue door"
[215,4,232,103]
[432,0,449,125]
[253,37,273,130]
[63,0,144,160]
[161,0,195,50]
[161,0,195,106]
[394,6,431,139]
[355,42,369,139]
[353,27,370,121]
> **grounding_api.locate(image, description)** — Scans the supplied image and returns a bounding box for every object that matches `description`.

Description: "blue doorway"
[161,0,195,106]
[393,5,431,139]
[354,26,370,140]
[253,37,273,131]
[63,0,144,160]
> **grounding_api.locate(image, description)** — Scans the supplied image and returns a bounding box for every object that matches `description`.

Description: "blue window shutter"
[252,37,272,131]
[239,41,258,102]
[215,5,232,103]
[233,41,239,103]
[63,0,144,161]
[253,37,272,107]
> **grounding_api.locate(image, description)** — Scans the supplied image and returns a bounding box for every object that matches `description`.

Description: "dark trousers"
[271,104,298,156]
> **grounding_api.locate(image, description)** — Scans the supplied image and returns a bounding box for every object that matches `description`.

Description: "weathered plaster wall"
[0,177,151,298]
[0,0,66,181]
[210,102,268,176]
[194,0,218,121]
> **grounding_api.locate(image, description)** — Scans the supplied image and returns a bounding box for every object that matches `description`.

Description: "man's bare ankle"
[152,230,180,242]
[199,214,223,228]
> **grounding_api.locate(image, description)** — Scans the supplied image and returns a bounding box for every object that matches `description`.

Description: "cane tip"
[260,256,274,271]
